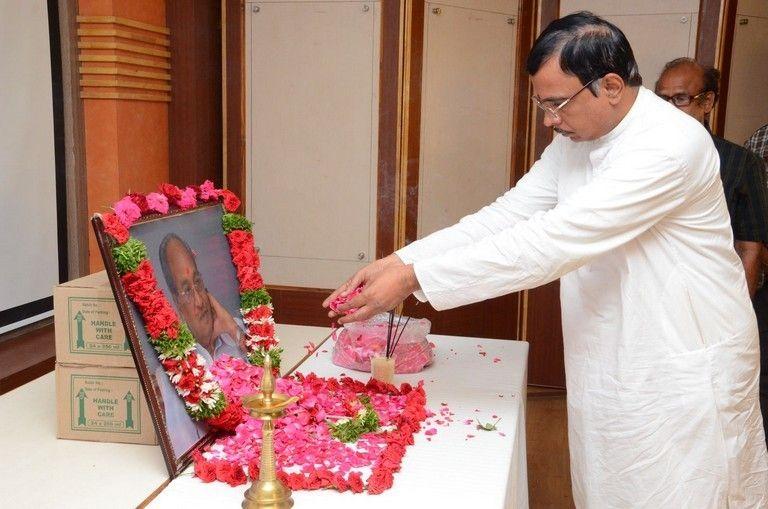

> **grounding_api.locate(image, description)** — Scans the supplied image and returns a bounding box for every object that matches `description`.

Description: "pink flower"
[113,196,142,227]
[178,186,197,210]
[146,192,169,214]
[199,180,219,201]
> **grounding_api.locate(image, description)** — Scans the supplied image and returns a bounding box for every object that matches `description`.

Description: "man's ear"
[601,73,625,104]
[700,91,716,115]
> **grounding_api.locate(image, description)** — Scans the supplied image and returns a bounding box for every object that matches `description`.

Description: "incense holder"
[371,355,395,384]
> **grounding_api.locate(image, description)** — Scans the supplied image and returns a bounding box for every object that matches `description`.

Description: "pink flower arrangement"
[195,356,429,494]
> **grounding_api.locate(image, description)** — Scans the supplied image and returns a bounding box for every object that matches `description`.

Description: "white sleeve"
[396,141,561,266]
[411,149,689,310]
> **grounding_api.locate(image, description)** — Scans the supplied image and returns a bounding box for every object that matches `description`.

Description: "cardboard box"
[56,363,158,445]
[54,272,158,445]
[54,271,133,367]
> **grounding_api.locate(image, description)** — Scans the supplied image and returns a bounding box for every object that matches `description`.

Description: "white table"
[0,325,529,509]
[0,324,326,509]
[150,332,529,509]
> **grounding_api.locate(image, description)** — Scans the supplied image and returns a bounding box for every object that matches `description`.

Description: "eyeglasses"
[532,78,597,121]
[657,91,709,107]
[176,276,206,302]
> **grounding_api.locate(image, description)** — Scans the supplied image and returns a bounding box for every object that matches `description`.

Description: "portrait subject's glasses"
[176,276,206,302]
[532,78,597,121]
[657,91,709,107]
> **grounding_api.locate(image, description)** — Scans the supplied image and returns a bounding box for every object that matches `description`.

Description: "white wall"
[0,0,59,332]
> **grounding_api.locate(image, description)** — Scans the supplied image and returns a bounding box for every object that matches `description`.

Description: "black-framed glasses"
[531,78,597,121]
[657,91,709,107]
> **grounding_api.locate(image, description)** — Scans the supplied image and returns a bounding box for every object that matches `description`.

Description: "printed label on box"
[67,297,130,357]
[69,374,142,434]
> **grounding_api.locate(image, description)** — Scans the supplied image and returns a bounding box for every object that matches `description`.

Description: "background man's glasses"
[531,78,597,121]
[657,91,709,107]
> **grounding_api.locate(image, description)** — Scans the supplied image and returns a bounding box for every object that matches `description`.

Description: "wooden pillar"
[78,0,170,272]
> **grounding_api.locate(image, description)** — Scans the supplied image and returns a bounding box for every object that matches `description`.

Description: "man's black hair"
[158,233,196,295]
[527,11,642,95]
[656,57,721,100]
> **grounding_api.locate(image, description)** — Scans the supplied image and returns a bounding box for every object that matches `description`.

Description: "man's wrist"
[402,264,421,294]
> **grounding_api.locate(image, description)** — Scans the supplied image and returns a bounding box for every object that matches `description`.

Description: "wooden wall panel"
[401,0,521,344]
[224,0,246,208]
[167,1,222,188]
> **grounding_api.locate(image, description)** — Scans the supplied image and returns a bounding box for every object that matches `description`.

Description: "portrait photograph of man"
[123,205,247,461]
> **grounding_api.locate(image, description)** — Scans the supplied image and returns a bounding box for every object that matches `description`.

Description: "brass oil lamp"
[241,354,299,509]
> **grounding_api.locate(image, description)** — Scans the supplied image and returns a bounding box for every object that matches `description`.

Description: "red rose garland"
[101,181,280,426]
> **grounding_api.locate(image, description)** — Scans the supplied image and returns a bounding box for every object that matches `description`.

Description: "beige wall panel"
[604,13,697,87]
[724,14,768,144]
[429,0,520,15]
[246,1,380,289]
[560,3,698,89]
[737,0,768,18]
[418,3,517,239]
[560,0,698,16]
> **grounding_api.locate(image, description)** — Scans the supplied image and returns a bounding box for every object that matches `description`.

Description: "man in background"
[745,121,768,445]
[655,58,768,298]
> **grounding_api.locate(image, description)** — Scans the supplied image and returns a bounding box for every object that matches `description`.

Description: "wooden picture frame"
[92,203,249,477]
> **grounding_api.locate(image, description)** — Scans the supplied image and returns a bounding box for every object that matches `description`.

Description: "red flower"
[255,338,278,350]
[220,189,241,212]
[331,473,348,492]
[245,305,272,322]
[249,321,274,339]
[177,373,197,393]
[128,193,149,214]
[160,183,182,204]
[247,459,260,480]
[194,460,217,482]
[208,399,245,432]
[238,268,264,293]
[347,472,364,493]
[224,466,247,487]
[366,467,394,494]
[101,212,129,244]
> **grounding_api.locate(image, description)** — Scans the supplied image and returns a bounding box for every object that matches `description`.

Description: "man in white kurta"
[326,12,768,508]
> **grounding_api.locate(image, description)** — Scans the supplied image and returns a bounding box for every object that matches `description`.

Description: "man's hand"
[322,254,421,324]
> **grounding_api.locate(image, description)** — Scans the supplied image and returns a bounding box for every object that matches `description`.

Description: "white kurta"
[396,87,768,508]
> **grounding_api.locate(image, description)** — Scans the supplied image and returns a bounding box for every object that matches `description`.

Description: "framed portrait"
[93,203,251,476]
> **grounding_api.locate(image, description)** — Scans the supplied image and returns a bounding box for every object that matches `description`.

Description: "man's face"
[531,57,612,142]
[655,65,714,125]
[166,240,214,345]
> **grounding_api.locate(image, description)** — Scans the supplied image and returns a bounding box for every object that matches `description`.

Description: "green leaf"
[476,417,501,431]
[248,347,282,369]
[328,406,380,443]
[222,213,253,234]
[149,323,196,360]
[241,288,272,309]
[112,238,148,274]
[188,391,228,420]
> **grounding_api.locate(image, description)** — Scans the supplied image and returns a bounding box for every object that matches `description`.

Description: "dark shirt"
[712,135,768,243]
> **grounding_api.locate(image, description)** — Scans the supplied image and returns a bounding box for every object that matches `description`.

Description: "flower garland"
[194,356,429,494]
[100,181,280,427]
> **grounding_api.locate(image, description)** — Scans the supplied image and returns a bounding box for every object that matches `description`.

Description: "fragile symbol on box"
[68,297,131,356]
[69,375,142,434]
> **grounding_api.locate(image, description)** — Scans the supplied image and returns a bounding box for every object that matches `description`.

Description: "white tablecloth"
[149,332,529,509]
